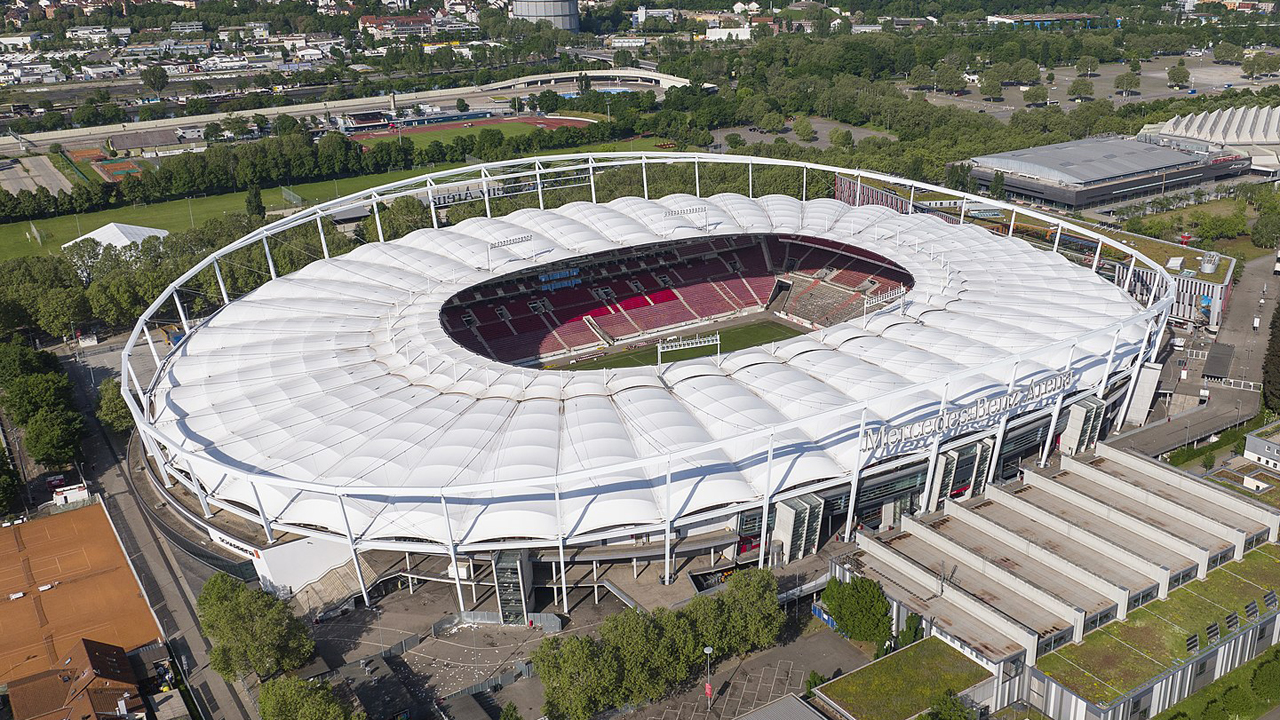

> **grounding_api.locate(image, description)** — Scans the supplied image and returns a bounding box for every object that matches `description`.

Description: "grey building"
[511,0,580,31]
[966,136,1250,209]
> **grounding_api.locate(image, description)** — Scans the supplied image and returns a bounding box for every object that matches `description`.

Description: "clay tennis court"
[349,115,589,142]
[0,503,161,686]
[93,158,145,184]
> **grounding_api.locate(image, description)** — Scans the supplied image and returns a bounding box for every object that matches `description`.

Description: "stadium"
[121,153,1174,615]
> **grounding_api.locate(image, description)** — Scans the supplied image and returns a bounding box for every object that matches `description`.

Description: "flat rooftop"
[0,503,162,687]
[1044,470,1235,556]
[970,137,1201,187]
[852,552,1027,662]
[923,514,1114,617]
[963,497,1160,596]
[1037,545,1280,706]
[816,637,991,720]
[882,530,1073,638]
[1085,456,1269,537]
[1003,484,1198,575]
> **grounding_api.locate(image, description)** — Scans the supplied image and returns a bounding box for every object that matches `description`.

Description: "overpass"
[561,47,661,71]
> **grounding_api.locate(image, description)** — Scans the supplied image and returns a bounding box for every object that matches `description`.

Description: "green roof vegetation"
[816,637,990,720]
[1037,546,1280,707]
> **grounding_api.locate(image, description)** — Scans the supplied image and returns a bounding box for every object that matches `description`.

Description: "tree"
[933,64,965,94]
[1129,58,1142,73]
[95,378,133,433]
[205,122,224,142]
[1046,71,1055,84]
[532,635,618,720]
[0,463,20,512]
[1216,42,1244,65]
[1252,659,1280,702]
[1201,452,1216,472]
[140,65,169,98]
[908,64,933,90]
[1023,86,1049,106]
[821,577,892,648]
[1076,55,1099,76]
[245,185,265,218]
[2,372,72,425]
[499,702,524,720]
[1115,72,1141,97]
[829,128,853,149]
[792,116,814,142]
[258,677,352,720]
[989,171,1005,200]
[759,112,785,134]
[613,49,634,68]
[1253,213,1280,248]
[979,72,1002,100]
[925,691,975,720]
[1068,78,1094,99]
[197,572,315,680]
[1013,58,1040,85]
[1168,64,1191,88]
[456,98,470,112]
[896,613,924,646]
[725,133,745,149]
[25,407,82,466]
[34,287,88,339]
[803,670,827,698]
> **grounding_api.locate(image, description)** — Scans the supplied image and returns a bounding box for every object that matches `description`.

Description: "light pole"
[704,646,713,711]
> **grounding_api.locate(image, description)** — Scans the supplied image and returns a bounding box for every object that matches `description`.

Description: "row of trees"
[531,568,785,720]
[0,339,82,467]
[1166,646,1280,720]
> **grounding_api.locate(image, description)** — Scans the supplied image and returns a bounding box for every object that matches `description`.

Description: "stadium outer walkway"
[1111,253,1275,456]
[59,347,256,720]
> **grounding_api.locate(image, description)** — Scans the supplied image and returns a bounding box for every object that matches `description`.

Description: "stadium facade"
[123,154,1175,628]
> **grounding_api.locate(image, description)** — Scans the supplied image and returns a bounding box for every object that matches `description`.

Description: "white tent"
[62,222,168,250]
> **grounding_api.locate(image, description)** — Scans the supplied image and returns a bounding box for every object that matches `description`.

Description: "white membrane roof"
[149,194,1145,545]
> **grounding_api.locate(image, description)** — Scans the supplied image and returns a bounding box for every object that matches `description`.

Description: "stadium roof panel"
[970,137,1200,186]
[150,193,1145,546]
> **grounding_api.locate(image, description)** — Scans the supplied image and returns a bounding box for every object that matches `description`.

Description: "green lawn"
[0,136,675,261]
[1037,547,1280,706]
[356,120,543,149]
[816,637,991,720]
[549,320,804,370]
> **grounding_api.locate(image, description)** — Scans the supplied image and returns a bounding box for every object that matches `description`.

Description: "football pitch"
[557,319,806,370]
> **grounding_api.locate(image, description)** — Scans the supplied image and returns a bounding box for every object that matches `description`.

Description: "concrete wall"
[1060,456,1248,557]
[253,535,351,598]
[1023,469,1211,578]
[946,502,1132,620]
[899,515,1086,641]
[984,485,1171,599]
[1094,444,1280,541]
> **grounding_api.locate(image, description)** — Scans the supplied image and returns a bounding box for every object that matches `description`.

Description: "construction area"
[0,501,162,688]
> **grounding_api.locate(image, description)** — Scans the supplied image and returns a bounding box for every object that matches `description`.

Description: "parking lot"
[0,155,73,194]
[914,51,1280,119]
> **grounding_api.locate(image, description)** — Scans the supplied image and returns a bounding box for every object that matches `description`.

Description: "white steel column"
[592,560,599,604]
[316,216,330,259]
[842,407,869,540]
[262,238,277,279]
[337,495,371,608]
[173,294,190,334]
[482,169,493,218]
[1118,318,1156,427]
[554,484,568,614]
[802,166,808,201]
[907,185,914,213]
[854,175,862,206]
[213,259,230,304]
[664,456,673,585]
[1007,209,1016,237]
[1053,224,1062,253]
[1091,238,1102,271]
[1039,345,1077,467]
[695,158,701,197]
[757,431,774,569]
[748,161,753,198]
[958,198,967,224]
[439,495,467,612]
[535,162,545,210]
[641,157,649,199]
[372,197,386,243]
[923,381,950,513]
[194,478,211,518]
[142,324,161,367]
[1125,256,1137,295]
[588,159,597,203]
[427,186,439,229]
[1095,326,1124,399]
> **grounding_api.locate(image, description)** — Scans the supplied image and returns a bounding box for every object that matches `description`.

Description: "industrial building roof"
[149,194,1145,547]
[970,137,1200,187]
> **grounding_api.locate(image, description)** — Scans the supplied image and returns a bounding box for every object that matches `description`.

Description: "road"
[565,47,660,71]
[58,346,255,720]
[1112,252,1275,456]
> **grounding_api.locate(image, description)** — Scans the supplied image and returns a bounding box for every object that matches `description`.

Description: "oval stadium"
[123,153,1174,623]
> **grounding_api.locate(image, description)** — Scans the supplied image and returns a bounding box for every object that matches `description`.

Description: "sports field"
[351,116,590,149]
[556,319,805,370]
[0,503,162,686]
